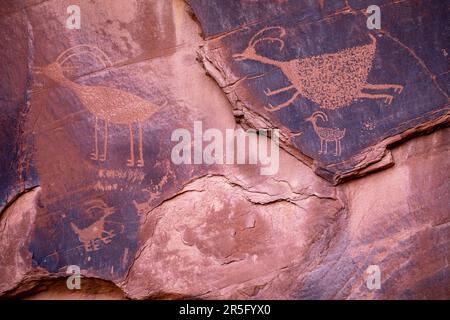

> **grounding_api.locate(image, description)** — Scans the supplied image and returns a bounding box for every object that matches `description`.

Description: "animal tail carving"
[70,222,81,234]
[368,33,377,46]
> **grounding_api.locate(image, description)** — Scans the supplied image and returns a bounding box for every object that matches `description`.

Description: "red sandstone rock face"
[0,0,448,300]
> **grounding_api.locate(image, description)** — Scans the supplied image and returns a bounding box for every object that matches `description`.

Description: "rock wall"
[0,0,448,299]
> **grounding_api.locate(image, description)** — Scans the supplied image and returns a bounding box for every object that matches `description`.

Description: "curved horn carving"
[311,111,328,122]
[250,26,286,50]
[56,45,113,68]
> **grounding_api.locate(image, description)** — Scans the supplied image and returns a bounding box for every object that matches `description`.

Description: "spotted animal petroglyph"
[233,27,404,111]
[70,199,117,252]
[305,111,346,156]
[34,45,167,167]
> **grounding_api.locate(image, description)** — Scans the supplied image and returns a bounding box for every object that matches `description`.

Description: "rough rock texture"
[296,129,450,299]
[0,0,448,299]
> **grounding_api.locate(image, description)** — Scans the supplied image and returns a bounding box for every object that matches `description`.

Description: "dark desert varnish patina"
[189,0,449,184]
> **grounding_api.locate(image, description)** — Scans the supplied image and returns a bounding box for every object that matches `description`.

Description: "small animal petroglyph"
[233,27,404,111]
[70,199,116,252]
[34,45,167,167]
[305,111,346,156]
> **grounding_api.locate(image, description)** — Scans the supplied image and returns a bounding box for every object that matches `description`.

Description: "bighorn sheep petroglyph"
[233,27,403,111]
[305,111,346,156]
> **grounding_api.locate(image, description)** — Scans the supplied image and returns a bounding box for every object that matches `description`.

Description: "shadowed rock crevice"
[3,277,127,300]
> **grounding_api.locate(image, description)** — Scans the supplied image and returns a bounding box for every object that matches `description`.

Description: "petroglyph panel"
[190,0,449,183]
[5,0,206,280]
[1,0,449,300]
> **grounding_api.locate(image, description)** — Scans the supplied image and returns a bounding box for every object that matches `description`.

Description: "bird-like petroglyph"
[305,111,346,156]
[233,27,404,111]
[34,45,167,167]
[70,199,117,252]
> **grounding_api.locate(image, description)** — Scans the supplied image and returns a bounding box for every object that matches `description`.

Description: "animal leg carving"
[100,121,108,162]
[265,91,301,112]
[127,124,135,167]
[137,122,144,167]
[84,242,93,252]
[357,92,394,105]
[335,140,341,156]
[91,240,100,251]
[319,139,324,154]
[83,240,99,252]
[324,140,328,154]
[91,117,99,161]
[264,85,295,96]
[363,83,403,93]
